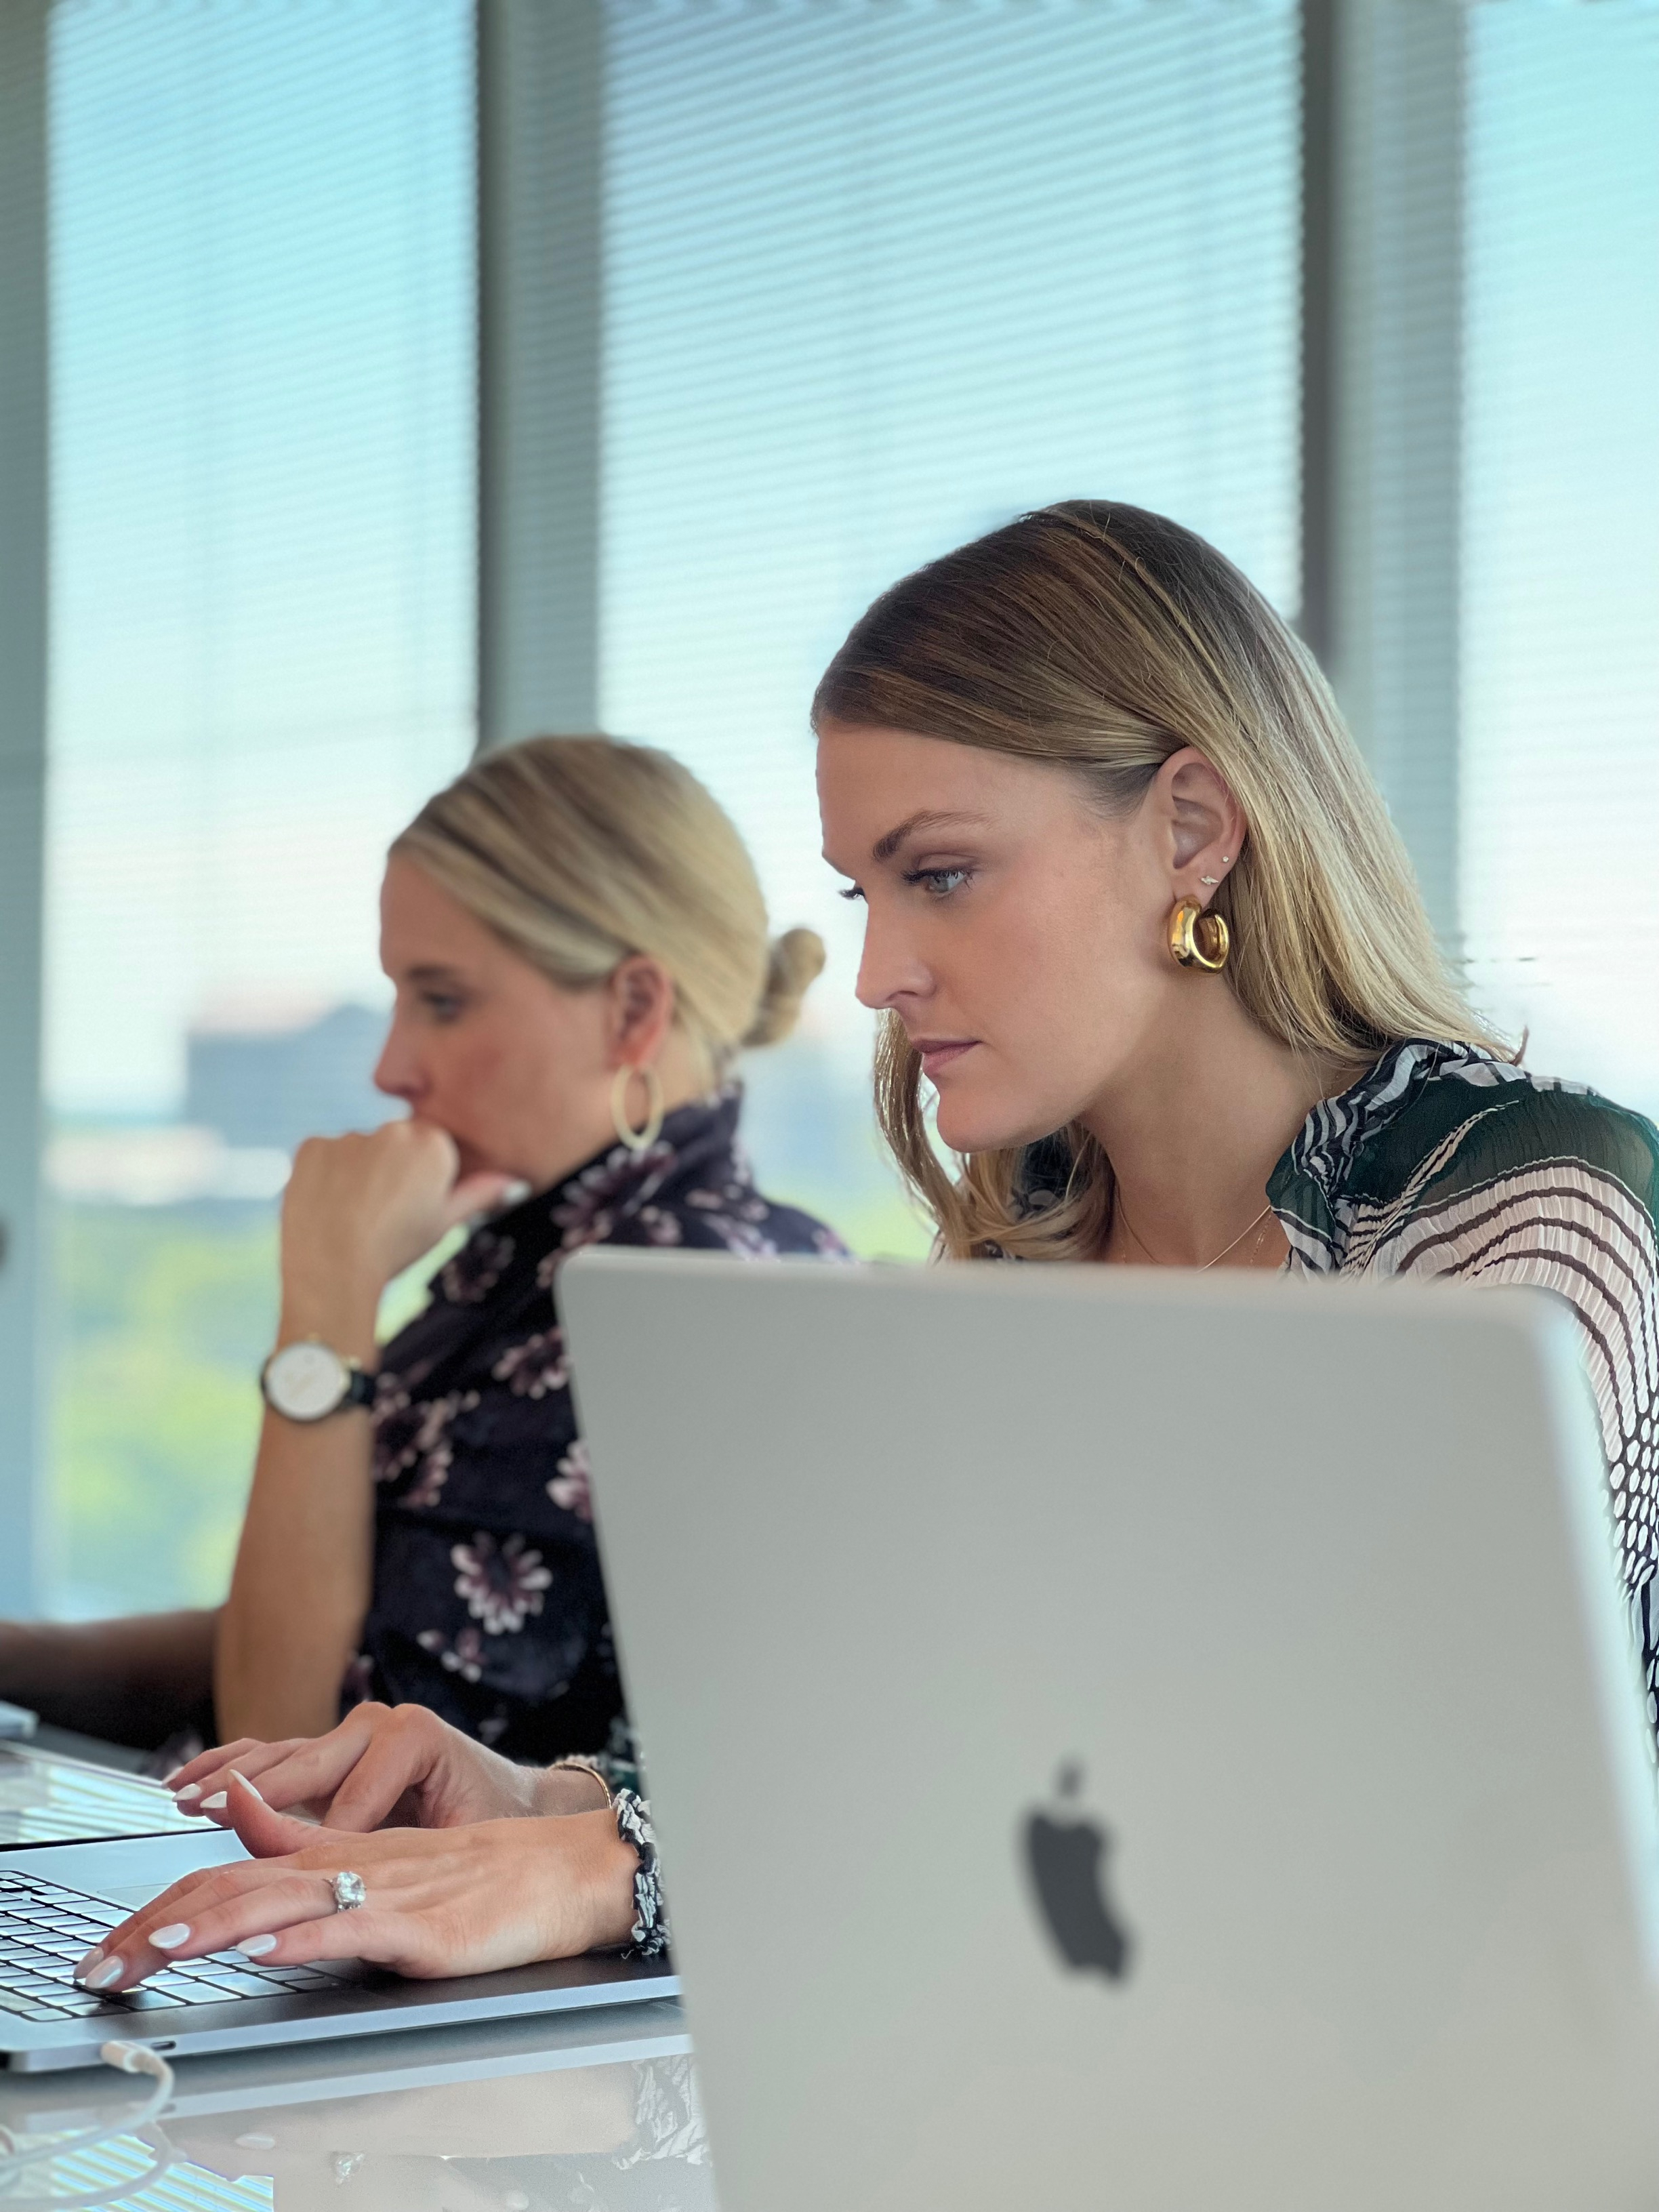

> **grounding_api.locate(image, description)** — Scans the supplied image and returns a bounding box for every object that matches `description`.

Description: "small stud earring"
[1200,874,1219,886]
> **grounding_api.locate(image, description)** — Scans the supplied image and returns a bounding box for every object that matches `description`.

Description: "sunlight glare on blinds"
[45,0,474,1614]
[599,0,1301,1102]
[1459,3,1659,1107]
[47,0,475,1119]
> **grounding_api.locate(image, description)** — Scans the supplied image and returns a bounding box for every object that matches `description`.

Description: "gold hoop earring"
[1168,898,1230,972]
[611,1064,665,1155]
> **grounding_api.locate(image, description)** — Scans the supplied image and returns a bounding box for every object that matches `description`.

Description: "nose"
[854,896,933,1015]
[372,1010,425,1105]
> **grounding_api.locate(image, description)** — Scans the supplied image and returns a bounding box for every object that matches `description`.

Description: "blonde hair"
[812,500,1508,1261]
[392,735,823,1080]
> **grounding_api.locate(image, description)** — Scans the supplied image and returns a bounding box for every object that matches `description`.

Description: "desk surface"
[0,1994,708,2209]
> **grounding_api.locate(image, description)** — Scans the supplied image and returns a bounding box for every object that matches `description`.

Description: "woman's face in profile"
[373,856,615,1185]
[817,721,1183,1154]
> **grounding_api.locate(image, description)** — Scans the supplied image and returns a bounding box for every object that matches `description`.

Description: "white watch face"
[264,1340,350,1421]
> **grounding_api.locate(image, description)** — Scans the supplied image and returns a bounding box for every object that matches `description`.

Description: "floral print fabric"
[354,1088,844,1761]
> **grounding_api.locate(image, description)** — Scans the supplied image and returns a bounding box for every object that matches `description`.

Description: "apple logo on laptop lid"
[1024,1762,1134,1982]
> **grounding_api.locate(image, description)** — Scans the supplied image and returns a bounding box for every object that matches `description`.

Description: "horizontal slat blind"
[1458,2,1659,1109]
[45,0,474,1611]
[48,0,474,1118]
[598,0,1301,1204]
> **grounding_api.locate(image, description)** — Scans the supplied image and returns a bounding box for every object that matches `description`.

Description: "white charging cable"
[0,2039,176,2204]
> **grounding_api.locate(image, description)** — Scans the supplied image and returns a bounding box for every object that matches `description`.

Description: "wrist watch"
[259,1338,376,1423]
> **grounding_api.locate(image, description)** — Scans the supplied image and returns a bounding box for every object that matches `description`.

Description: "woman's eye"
[838,884,866,903]
[907,867,972,899]
[421,994,465,1023]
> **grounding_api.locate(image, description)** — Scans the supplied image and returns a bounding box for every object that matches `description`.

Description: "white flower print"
[635,1206,683,1247]
[370,1381,413,1477]
[417,1625,486,1683]
[548,1439,593,1522]
[419,1394,480,1509]
[683,1196,781,1257]
[374,1388,480,1508]
[451,1531,554,1635]
[685,1182,767,1225]
[714,1218,782,1258]
[441,1228,516,1305]
[553,1141,676,1253]
[492,1328,570,1399]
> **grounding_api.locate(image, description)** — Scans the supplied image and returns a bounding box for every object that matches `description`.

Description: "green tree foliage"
[51,1207,278,1611]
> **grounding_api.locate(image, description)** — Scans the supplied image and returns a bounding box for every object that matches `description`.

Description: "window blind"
[46,0,474,1610]
[1458,2,1659,1110]
[596,0,1301,1233]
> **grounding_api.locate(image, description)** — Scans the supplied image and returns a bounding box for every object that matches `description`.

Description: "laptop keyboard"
[0,1869,355,2022]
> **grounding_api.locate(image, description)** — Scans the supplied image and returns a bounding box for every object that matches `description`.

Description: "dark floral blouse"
[352,1088,845,1763]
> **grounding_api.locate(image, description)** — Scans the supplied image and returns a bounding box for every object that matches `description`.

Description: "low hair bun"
[743,926,826,1049]
[393,734,801,1082]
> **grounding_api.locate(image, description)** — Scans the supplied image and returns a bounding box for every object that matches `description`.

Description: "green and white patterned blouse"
[1270,1038,1659,1723]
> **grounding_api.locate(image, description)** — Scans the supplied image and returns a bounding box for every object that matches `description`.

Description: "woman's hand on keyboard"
[76,1811,640,1992]
[165,1703,608,1853]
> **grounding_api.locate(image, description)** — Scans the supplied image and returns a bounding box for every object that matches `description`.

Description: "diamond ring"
[330,1870,367,1913]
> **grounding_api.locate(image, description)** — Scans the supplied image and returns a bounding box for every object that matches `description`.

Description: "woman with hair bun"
[224,734,844,1769]
[1,735,843,1791]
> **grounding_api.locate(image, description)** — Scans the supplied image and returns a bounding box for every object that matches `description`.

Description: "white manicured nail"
[237,1934,279,1958]
[501,1179,531,1206]
[172,1782,201,1801]
[150,1923,190,1951]
[231,1771,266,1803]
[201,1791,228,1811]
[85,1957,123,1990]
[73,1948,104,1982]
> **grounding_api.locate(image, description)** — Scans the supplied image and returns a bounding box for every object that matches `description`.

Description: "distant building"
[186,1000,392,1153]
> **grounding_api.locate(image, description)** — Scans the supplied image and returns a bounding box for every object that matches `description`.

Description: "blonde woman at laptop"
[0,735,840,1778]
[87,501,1659,1992]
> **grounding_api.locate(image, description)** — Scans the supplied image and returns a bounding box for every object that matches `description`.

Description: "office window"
[1459,5,1659,1105]
[46,0,474,1613]
[598,0,1303,1250]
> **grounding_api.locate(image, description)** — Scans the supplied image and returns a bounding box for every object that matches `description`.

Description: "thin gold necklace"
[1113,1195,1275,1271]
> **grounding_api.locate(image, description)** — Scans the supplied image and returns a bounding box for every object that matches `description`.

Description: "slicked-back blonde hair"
[812,501,1508,1261]
[392,735,823,1082]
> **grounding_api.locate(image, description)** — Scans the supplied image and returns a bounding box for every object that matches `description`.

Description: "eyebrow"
[404,962,470,985]
[869,810,989,863]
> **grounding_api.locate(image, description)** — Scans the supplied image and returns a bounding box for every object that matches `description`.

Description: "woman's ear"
[1150,747,1248,898]
[605,956,676,1067]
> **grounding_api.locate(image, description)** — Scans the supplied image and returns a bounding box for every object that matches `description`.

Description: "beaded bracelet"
[612,1788,670,1957]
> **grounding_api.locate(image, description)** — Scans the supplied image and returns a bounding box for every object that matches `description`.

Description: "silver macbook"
[0,1738,208,1850]
[0,1830,674,2072]
[0,1778,673,2068]
[564,1251,1659,2212]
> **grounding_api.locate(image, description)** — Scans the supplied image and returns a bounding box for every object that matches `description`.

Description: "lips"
[912,1038,979,1078]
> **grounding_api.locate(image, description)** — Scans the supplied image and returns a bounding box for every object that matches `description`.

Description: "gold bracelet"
[548,1759,613,1809]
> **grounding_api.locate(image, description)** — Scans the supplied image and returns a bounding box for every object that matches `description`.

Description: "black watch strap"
[342,1366,376,1412]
